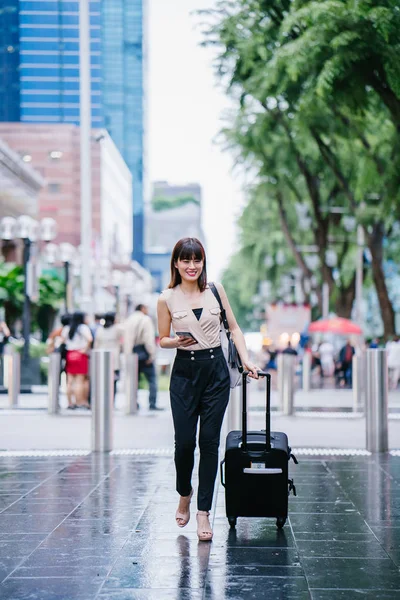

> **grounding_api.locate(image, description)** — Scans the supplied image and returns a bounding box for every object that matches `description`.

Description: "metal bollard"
[352,353,364,413]
[277,353,284,401]
[302,352,311,392]
[7,351,20,408]
[279,354,295,415]
[91,350,114,452]
[366,349,388,453]
[227,386,241,432]
[125,353,139,415]
[48,353,61,414]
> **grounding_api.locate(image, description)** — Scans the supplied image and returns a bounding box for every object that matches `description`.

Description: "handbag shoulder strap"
[209,282,231,339]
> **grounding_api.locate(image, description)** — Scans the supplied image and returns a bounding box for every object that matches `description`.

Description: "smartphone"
[176,332,198,343]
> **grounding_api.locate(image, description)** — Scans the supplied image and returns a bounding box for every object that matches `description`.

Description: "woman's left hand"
[243,362,260,379]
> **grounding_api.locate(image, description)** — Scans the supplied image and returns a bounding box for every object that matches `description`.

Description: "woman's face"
[175,255,204,284]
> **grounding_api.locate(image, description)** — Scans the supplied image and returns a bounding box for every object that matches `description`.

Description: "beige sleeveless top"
[161,284,221,350]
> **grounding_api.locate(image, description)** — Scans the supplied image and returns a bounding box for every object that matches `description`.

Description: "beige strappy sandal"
[196,510,213,542]
[175,489,194,528]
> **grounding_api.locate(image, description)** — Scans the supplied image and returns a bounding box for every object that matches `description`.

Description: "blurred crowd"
[45,305,162,411]
[258,336,400,390]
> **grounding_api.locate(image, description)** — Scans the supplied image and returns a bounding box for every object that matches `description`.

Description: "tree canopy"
[201,0,400,335]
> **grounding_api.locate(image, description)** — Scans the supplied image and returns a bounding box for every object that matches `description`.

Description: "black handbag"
[58,342,67,361]
[133,344,150,362]
[209,282,243,388]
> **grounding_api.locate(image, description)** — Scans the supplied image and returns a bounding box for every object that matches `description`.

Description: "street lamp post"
[59,243,77,313]
[15,216,39,362]
[44,242,76,313]
[355,225,365,327]
[17,217,58,363]
[79,0,93,314]
[111,270,123,318]
[1,216,57,368]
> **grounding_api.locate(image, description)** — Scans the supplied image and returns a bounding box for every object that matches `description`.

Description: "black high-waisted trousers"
[169,345,230,511]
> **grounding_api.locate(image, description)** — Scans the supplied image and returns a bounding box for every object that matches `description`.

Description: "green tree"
[152,195,200,212]
[0,261,64,339]
[201,0,400,335]
[0,263,24,332]
[274,0,400,127]
[34,273,65,341]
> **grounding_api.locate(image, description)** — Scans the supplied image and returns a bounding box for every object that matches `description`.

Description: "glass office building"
[102,0,145,265]
[0,1,103,126]
[0,0,146,264]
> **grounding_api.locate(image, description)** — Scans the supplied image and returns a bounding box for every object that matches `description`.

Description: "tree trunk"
[370,72,400,129]
[367,223,396,338]
[334,276,356,319]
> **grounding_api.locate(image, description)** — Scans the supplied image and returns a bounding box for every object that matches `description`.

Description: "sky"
[147,0,246,280]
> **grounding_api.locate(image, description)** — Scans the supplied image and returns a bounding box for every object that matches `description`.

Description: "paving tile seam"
[0,464,70,516]
[7,576,106,580]
[286,518,313,596]
[309,588,400,591]
[323,461,400,571]
[299,556,394,560]
[0,462,121,585]
[94,480,168,599]
[288,459,335,597]
[3,448,400,457]
[377,462,400,483]
[200,480,231,599]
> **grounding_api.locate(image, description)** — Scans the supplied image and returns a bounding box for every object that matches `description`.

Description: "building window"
[48,183,60,193]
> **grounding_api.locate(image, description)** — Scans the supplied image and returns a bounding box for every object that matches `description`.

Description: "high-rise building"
[0,123,133,264]
[102,0,146,266]
[0,1,103,126]
[0,0,146,264]
[145,181,205,292]
[0,136,44,220]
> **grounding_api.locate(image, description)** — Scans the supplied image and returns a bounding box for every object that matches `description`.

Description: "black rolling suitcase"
[220,371,298,529]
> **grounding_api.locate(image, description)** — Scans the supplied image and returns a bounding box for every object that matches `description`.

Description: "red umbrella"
[308,317,362,335]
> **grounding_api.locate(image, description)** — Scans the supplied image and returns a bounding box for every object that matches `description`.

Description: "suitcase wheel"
[276,517,286,529]
[228,516,237,529]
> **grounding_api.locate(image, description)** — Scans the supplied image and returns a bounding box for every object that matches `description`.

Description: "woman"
[157,238,259,541]
[61,311,92,409]
[94,312,123,399]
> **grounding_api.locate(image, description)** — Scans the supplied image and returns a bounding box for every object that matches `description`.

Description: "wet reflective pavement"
[0,453,399,599]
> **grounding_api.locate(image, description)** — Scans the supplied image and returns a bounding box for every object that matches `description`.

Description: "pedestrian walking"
[337,340,355,387]
[318,340,335,377]
[94,312,123,399]
[46,314,70,354]
[157,237,260,542]
[123,304,160,410]
[60,311,92,409]
[282,341,298,356]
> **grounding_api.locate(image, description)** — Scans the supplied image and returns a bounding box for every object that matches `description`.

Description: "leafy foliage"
[0,262,24,329]
[0,261,64,338]
[200,0,400,335]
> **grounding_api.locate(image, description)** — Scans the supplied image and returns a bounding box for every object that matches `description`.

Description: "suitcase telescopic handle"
[241,371,271,453]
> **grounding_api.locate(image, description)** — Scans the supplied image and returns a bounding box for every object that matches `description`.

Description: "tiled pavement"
[0,453,399,599]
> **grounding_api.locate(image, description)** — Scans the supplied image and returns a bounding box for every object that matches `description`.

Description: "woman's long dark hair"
[104,312,115,329]
[168,237,207,292]
[69,311,85,340]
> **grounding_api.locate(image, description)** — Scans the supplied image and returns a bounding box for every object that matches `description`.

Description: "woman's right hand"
[175,335,197,348]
